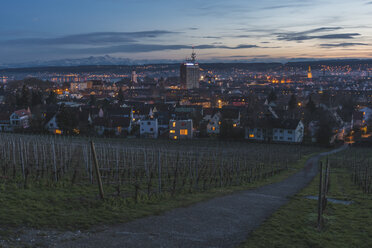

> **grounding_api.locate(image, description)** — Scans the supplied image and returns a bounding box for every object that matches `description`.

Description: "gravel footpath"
[3,146,347,248]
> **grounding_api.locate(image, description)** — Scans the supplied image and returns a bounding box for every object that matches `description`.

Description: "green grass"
[240,156,372,248]
[0,154,315,232]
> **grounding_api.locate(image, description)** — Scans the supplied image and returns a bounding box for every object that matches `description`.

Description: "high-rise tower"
[180,48,200,90]
[131,70,138,83]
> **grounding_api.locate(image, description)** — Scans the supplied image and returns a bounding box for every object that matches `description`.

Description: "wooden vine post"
[90,141,105,200]
[317,161,324,231]
[322,158,330,212]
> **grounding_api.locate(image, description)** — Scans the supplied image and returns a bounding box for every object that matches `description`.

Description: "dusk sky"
[0,0,371,64]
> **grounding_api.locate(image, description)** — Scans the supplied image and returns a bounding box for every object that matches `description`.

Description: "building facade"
[140,119,158,138]
[10,109,31,129]
[169,119,193,139]
[245,119,304,143]
[180,49,200,90]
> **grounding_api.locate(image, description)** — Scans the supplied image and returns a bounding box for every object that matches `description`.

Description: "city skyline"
[0,0,371,65]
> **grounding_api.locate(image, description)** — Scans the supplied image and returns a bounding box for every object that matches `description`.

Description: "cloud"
[274,27,361,41]
[199,36,222,39]
[319,42,369,47]
[0,31,262,60]
[261,3,310,10]
[0,30,178,46]
[314,34,361,39]
[228,44,259,49]
[226,55,270,58]
[71,43,260,54]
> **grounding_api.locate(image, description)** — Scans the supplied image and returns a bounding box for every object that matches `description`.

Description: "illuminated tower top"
[307,66,313,79]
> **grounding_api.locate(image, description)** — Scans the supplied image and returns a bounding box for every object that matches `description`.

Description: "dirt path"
[5,146,347,248]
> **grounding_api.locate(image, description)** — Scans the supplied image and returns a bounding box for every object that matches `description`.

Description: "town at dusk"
[0,1,371,247]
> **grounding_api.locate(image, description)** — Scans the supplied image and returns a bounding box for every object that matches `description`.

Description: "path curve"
[57,146,347,248]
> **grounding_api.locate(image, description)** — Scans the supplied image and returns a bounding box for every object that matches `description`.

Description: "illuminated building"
[70,81,93,92]
[180,48,200,90]
[169,120,193,139]
[307,66,313,79]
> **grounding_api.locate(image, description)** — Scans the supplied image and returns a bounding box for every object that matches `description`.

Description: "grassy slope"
[241,158,372,248]
[0,154,315,231]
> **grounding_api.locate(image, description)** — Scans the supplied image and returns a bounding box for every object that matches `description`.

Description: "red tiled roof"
[14,109,31,117]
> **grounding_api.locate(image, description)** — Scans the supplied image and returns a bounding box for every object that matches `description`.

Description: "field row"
[0,134,322,199]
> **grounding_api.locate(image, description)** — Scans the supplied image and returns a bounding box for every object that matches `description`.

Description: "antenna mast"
[191,46,196,63]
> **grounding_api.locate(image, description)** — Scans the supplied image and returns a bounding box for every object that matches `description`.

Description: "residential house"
[94,116,132,136]
[245,118,304,143]
[44,113,61,134]
[272,119,304,143]
[140,119,158,138]
[10,109,31,129]
[203,108,222,135]
[169,119,193,139]
[221,107,241,127]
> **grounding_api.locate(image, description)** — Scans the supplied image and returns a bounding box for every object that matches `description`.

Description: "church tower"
[307,66,313,79]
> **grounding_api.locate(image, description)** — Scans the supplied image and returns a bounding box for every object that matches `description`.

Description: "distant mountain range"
[0,55,180,69]
[0,55,371,73]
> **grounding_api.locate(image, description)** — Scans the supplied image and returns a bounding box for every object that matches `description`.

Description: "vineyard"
[240,146,372,248]
[0,133,323,201]
[329,147,372,194]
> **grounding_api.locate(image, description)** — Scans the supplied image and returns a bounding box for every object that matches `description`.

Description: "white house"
[140,119,159,138]
[169,119,193,140]
[272,120,304,143]
[203,109,222,135]
[246,119,304,143]
[206,112,222,135]
[10,109,31,129]
[245,126,267,141]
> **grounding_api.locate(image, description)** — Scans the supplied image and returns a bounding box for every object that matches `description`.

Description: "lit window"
[233,124,237,127]
[170,130,175,133]
[212,127,216,131]
[172,122,176,127]
[174,136,178,140]
[249,134,255,138]
[180,129,188,135]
